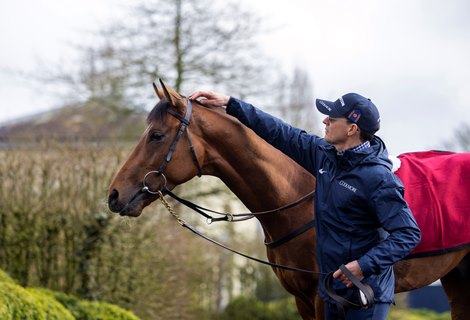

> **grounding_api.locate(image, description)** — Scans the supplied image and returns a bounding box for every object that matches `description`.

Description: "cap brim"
[315,99,343,117]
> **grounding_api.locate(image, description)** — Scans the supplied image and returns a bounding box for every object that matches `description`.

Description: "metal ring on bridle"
[142,171,167,194]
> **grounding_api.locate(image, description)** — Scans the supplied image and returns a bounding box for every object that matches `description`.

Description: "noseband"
[142,99,202,194]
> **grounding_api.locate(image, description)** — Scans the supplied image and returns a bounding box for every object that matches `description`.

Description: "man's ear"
[348,123,360,137]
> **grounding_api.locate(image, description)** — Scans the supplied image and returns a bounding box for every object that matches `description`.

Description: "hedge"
[0,282,46,320]
[77,301,141,320]
[0,269,140,320]
[27,288,75,320]
[218,296,300,320]
[38,289,140,320]
[0,269,16,284]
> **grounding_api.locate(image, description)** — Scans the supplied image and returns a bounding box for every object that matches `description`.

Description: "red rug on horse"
[394,151,470,257]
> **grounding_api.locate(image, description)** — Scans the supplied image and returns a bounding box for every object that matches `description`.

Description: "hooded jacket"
[226,97,421,303]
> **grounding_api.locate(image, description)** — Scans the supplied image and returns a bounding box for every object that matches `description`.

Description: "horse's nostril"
[108,189,123,213]
[108,189,119,204]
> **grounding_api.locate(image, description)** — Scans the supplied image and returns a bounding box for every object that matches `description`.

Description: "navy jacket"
[226,97,421,303]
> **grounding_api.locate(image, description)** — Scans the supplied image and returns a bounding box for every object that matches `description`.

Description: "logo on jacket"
[319,168,327,175]
[339,180,357,193]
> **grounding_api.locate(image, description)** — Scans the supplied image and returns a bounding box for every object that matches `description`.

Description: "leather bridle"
[141,98,202,195]
[140,97,316,223]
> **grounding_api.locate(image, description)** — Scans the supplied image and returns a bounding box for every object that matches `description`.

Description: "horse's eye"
[149,132,165,142]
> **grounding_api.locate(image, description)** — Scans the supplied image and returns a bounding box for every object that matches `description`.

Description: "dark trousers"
[324,302,390,320]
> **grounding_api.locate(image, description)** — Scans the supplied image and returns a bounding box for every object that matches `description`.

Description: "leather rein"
[140,98,374,311]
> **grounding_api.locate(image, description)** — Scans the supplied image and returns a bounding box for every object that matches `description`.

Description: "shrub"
[39,289,140,320]
[78,300,141,320]
[218,296,275,320]
[30,289,84,319]
[1,246,138,320]
[27,288,74,320]
[0,269,15,284]
[218,296,303,320]
[0,282,45,320]
[268,297,301,320]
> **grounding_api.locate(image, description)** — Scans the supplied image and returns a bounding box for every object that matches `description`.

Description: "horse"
[107,82,470,319]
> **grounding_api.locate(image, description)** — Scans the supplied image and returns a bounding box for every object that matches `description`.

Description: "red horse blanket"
[394,151,470,257]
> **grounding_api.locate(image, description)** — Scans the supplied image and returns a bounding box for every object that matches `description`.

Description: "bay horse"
[107,82,470,319]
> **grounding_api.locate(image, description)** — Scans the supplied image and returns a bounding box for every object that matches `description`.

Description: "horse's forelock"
[147,99,170,124]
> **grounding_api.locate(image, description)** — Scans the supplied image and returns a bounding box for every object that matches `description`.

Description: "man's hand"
[189,91,230,108]
[333,260,364,288]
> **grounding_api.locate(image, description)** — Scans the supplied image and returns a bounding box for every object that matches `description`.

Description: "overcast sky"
[1,0,469,154]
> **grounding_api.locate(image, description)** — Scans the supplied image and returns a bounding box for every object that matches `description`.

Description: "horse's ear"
[153,81,165,100]
[159,79,185,111]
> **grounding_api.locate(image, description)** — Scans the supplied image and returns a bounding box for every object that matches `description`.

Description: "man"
[189,90,421,320]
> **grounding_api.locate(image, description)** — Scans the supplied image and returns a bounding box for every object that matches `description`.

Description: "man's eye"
[150,132,165,142]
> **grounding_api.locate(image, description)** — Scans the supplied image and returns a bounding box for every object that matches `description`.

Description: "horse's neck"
[199,110,314,213]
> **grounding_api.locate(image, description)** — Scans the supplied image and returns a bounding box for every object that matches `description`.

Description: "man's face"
[322,116,353,145]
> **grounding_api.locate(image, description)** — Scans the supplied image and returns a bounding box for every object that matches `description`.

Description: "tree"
[35,0,277,112]
[276,67,317,132]
[120,0,273,97]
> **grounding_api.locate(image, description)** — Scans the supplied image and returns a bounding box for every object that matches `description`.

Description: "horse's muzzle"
[108,188,155,217]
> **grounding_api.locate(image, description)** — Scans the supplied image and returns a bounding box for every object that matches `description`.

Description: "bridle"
[141,97,315,223]
[141,98,202,195]
[139,97,374,314]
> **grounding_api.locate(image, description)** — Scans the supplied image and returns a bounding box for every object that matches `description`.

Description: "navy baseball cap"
[316,93,380,134]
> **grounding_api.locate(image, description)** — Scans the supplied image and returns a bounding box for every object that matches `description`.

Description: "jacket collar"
[320,136,392,171]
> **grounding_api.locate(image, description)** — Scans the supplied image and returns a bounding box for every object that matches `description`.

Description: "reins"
[163,185,315,223]
[156,190,325,275]
[156,190,374,315]
[157,190,373,311]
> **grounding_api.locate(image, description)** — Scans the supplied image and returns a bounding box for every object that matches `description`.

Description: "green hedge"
[0,270,140,320]
[37,289,140,320]
[0,269,16,284]
[36,289,86,319]
[0,282,46,320]
[27,288,75,320]
[218,296,300,320]
[77,301,141,320]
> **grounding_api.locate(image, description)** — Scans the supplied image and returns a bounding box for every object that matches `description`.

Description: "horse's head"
[107,81,204,217]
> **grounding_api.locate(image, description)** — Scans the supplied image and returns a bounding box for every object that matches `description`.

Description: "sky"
[1,0,469,154]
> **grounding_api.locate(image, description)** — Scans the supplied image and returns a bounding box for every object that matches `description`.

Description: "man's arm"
[334,173,421,287]
[357,174,421,278]
[190,92,324,175]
